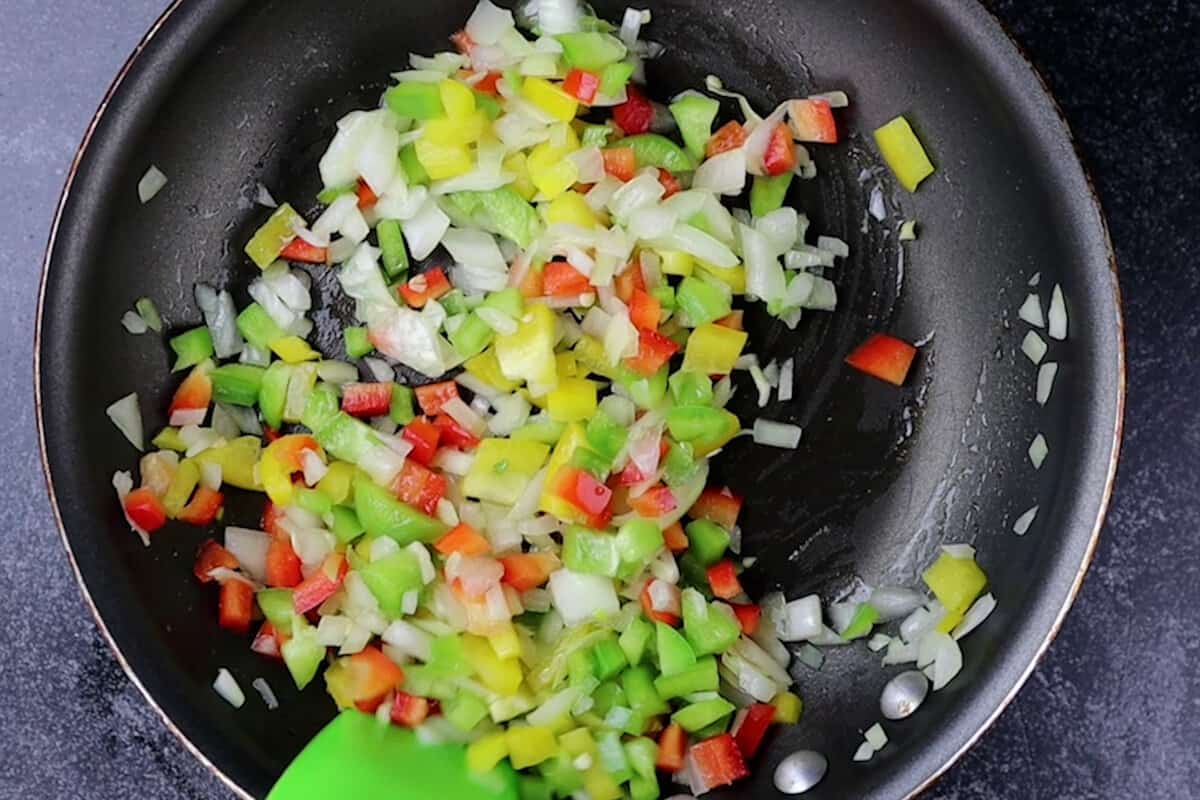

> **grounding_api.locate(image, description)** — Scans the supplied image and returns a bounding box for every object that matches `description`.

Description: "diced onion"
[853,742,875,762]
[1018,293,1044,328]
[138,165,167,203]
[774,594,822,641]
[692,148,747,196]
[1012,504,1038,536]
[1021,331,1047,364]
[442,396,489,437]
[1037,362,1058,405]
[865,723,888,750]
[951,593,996,640]
[466,0,515,44]
[1048,284,1068,340]
[1028,433,1048,469]
[749,365,771,407]
[213,668,245,708]
[251,678,278,710]
[752,418,802,449]
[121,310,147,334]
[868,586,926,622]
[778,358,795,401]
[199,460,223,491]
[106,393,144,451]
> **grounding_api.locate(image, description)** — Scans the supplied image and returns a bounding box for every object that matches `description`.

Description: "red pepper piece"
[657,723,688,771]
[250,621,283,659]
[614,261,647,304]
[663,521,689,553]
[398,267,452,308]
[706,120,748,158]
[845,333,918,386]
[218,579,255,635]
[401,418,441,465]
[415,381,461,416]
[657,168,681,198]
[123,487,167,533]
[602,147,637,182]
[432,414,481,450]
[640,580,681,627]
[292,552,347,614]
[706,559,743,600]
[730,602,761,636]
[788,98,838,143]
[613,84,654,135]
[280,237,329,264]
[475,71,502,95]
[168,365,212,427]
[629,483,677,518]
[625,329,679,377]
[391,691,431,727]
[629,289,662,331]
[562,68,601,104]
[341,382,394,418]
[356,178,378,209]
[689,734,749,790]
[390,460,446,516]
[194,539,239,584]
[499,552,560,592]
[543,260,592,296]
[177,485,224,526]
[762,123,797,177]
[733,703,777,759]
[689,487,743,530]
[434,523,491,556]
[265,533,303,588]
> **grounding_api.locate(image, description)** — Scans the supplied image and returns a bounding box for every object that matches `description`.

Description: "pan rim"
[33,1,1125,798]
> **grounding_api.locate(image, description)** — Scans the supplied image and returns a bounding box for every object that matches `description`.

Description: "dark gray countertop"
[3,0,1198,798]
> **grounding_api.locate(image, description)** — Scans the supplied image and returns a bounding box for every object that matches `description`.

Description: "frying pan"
[35,0,1124,797]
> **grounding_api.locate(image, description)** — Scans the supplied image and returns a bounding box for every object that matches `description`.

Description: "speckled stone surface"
[3,1,1197,798]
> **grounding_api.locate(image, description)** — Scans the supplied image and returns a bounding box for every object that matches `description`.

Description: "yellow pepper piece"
[316,460,356,505]
[269,335,321,363]
[192,436,262,491]
[771,691,803,724]
[465,349,521,393]
[414,138,474,180]
[466,732,509,774]
[546,377,598,423]
[505,726,559,770]
[461,634,523,696]
[495,303,559,396]
[583,769,623,800]
[696,260,747,294]
[439,78,476,119]
[463,438,551,504]
[489,624,522,661]
[523,77,579,122]
[527,140,580,201]
[555,352,578,378]
[542,190,599,229]
[937,608,966,634]
[691,408,742,458]
[162,459,200,518]
[874,116,936,192]
[558,727,598,757]
[570,335,618,380]
[681,323,748,375]
[658,249,695,277]
[503,152,537,201]
[259,448,295,506]
[490,690,537,723]
[424,112,487,146]
[538,423,590,524]
[922,553,987,616]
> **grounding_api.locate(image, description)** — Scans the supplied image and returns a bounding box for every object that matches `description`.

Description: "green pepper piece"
[209,364,266,407]
[452,187,541,248]
[427,635,471,677]
[151,427,186,452]
[621,665,669,717]
[169,327,214,372]
[245,203,303,270]
[585,411,627,466]
[673,697,736,733]
[330,505,365,544]
[474,90,502,120]
[662,439,702,488]
[616,133,697,172]
[257,361,292,429]
[301,383,341,434]
[750,172,795,218]
[669,371,713,407]
[615,519,664,578]
[317,183,356,204]
[841,602,880,640]
[315,413,377,462]
[682,589,741,656]
[567,648,596,688]
[618,617,654,667]
[359,550,424,617]
[655,622,697,677]
[483,287,524,319]
[439,289,471,317]
[669,95,721,161]
[449,313,494,360]
[511,415,567,445]
[280,619,324,689]
[684,519,731,566]
[444,691,490,732]
[518,776,553,800]
[568,447,610,480]
[580,122,614,148]
[502,66,522,94]
[590,681,627,717]
[377,219,409,279]
[343,326,374,359]
[653,656,718,699]
[692,715,733,740]
[538,754,585,796]
[665,406,739,454]
[562,526,620,577]
[678,552,711,593]
[590,634,628,681]
[256,588,296,635]
[296,486,333,516]
[676,276,732,326]
[135,298,162,332]
[399,143,429,185]
[599,61,635,99]
[235,303,286,351]
[628,775,660,800]
[650,283,677,311]
[355,475,448,544]
[614,364,670,411]
[384,82,445,119]
[555,32,627,71]
[389,384,416,425]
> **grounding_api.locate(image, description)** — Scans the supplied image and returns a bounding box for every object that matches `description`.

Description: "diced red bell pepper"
[628,289,662,332]
[194,539,239,584]
[613,84,654,135]
[614,260,647,304]
[715,310,744,331]
[733,703,777,760]
[557,466,613,518]
[762,123,797,177]
[788,98,838,144]
[517,263,544,298]
[292,552,347,614]
[689,487,743,531]
[629,484,677,518]
[219,579,255,636]
[845,333,918,386]
[266,434,323,472]
[168,365,213,427]
[562,68,600,104]
[706,559,743,600]
[391,691,431,727]
[263,425,282,443]
[450,29,476,55]
[640,580,681,627]
[435,523,491,556]
[432,414,481,450]
[390,460,447,516]
[614,460,646,487]
[123,487,167,533]
[279,237,329,264]
[475,71,502,95]
[706,120,748,158]
[602,147,637,182]
[398,267,452,309]
[177,485,224,526]
[337,646,406,713]
[657,168,681,198]
[625,329,680,377]
[663,521,689,553]
[542,260,591,297]
[265,533,303,588]
[250,621,283,659]
[356,177,378,209]
[730,602,761,636]
[401,418,441,465]
[342,382,394,418]
[689,734,749,791]
[262,500,285,536]
[415,381,461,416]
[657,723,688,772]
[499,552,560,592]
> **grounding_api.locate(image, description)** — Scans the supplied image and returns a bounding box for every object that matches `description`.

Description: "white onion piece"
[316,360,358,386]
[199,461,223,491]
[476,306,519,335]
[744,102,790,176]
[867,633,891,652]
[757,208,800,255]
[864,723,888,751]
[1048,284,1068,340]
[1021,331,1047,364]
[692,148,747,196]
[852,742,875,762]
[443,228,508,274]
[883,637,919,666]
[432,448,475,476]
[534,0,585,35]
[739,222,786,304]
[300,450,329,486]
[121,310,147,334]
[106,393,144,451]
[817,235,849,260]
[941,543,976,560]
[363,357,395,383]
[899,220,918,241]
[402,198,451,260]
[224,527,270,582]
[548,569,619,626]
[1012,504,1038,536]
[466,0,514,44]
[138,165,167,203]
[1037,363,1058,405]
[752,418,802,449]
[1028,271,1041,287]
[169,407,206,428]
[703,74,762,123]
[1018,293,1044,328]
[382,619,434,661]
[778,358,795,402]
[749,365,771,407]
[252,678,278,710]
[927,631,963,690]
[1029,433,1048,469]
[213,668,245,708]
[775,594,822,641]
[952,593,996,640]
[487,393,531,436]
[868,586,926,622]
[442,396,489,438]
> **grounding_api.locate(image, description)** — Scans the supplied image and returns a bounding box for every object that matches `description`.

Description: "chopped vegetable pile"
[109,1,992,796]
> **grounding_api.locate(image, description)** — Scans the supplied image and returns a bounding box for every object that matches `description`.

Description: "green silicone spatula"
[267,710,519,800]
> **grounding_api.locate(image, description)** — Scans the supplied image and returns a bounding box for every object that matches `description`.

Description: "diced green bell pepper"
[474,90,502,120]
[518,776,553,800]
[676,276,732,326]
[568,648,596,689]
[616,133,697,172]
[450,312,495,359]
[258,360,292,429]
[590,634,628,681]
[296,486,333,516]
[438,290,471,317]
[538,754,585,796]
[685,519,731,566]
[330,505,364,544]
[444,691,490,732]
[301,383,341,434]
[280,619,324,689]
[245,203,303,270]
[751,172,794,218]
[599,61,635,99]
[650,283,676,312]
[590,681,626,717]
[316,183,355,204]
[450,187,541,249]
[384,82,444,119]
[256,588,295,635]
[841,602,880,640]
[169,327,214,371]
[615,519,664,577]
[693,715,733,740]
[613,364,669,411]
[376,219,409,279]
[669,371,713,407]
[562,525,620,577]
[619,617,654,667]
[673,697,735,732]
[400,143,429,185]
[629,775,660,800]
[621,665,669,717]
[666,405,740,456]
[343,326,374,359]
[682,589,740,655]
[656,622,696,677]
[555,32,627,71]
[355,474,448,544]
[653,655,718,699]
[315,412,377,462]
[511,414,567,444]
[568,447,610,479]
[390,384,416,425]
[670,94,721,161]
[359,550,424,617]
[663,439,703,487]
[236,303,286,350]
[581,122,614,148]
[585,411,627,466]
[209,364,266,407]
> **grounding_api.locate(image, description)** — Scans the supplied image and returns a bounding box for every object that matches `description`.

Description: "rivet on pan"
[773,750,828,794]
[880,669,930,720]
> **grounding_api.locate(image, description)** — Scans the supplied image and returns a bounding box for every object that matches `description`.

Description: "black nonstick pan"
[35,0,1123,797]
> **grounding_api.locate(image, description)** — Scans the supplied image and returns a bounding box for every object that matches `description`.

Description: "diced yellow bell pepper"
[542,190,599,229]
[489,624,522,661]
[467,732,509,774]
[527,141,579,201]
[415,138,474,180]
[922,553,987,616]
[439,78,476,119]
[571,335,617,380]
[936,608,966,634]
[555,352,578,378]
[658,249,696,277]
[463,438,551,504]
[681,323,748,375]
[874,116,936,192]
[495,303,559,396]
[559,727,598,758]
[461,634,523,696]
[162,459,201,518]
[503,152,537,201]
[771,691,803,724]
[696,260,747,295]
[192,436,263,491]
[505,726,559,769]
[270,335,321,364]
[691,408,741,458]
[546,377,598,423]
[259,448,295,506]
[523,77,579,122]
[316,460,356,505]
[465,349,521,393]
[490,690,537,723]
[538,423,590,523]
[584,769,623,800]
[424,112,487,146]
